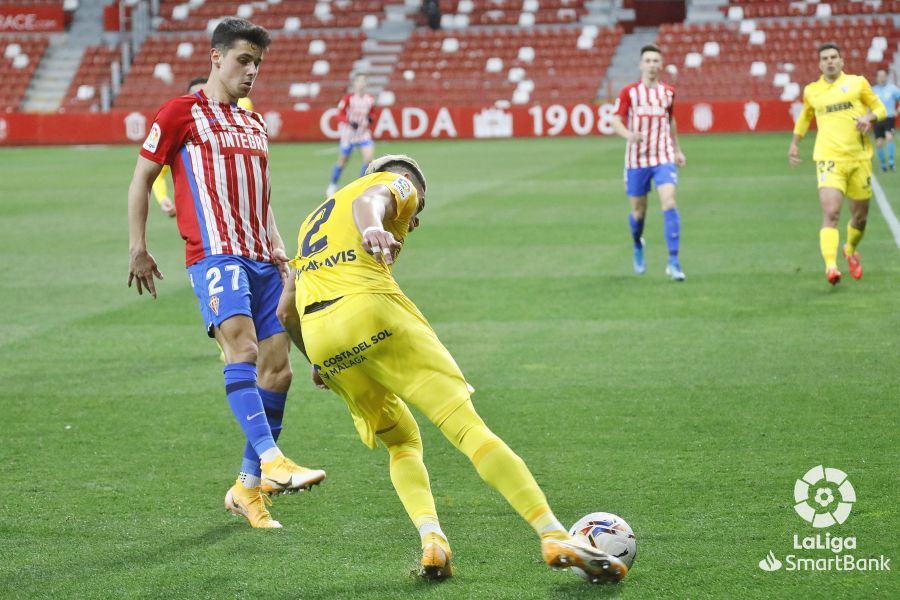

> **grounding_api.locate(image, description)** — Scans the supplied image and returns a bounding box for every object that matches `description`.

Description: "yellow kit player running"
[789,43,887,285]
[276,155,627,583]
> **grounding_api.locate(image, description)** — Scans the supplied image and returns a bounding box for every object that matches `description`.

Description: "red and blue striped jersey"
[140,90,274,267]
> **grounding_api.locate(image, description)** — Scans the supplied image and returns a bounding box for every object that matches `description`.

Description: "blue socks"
[224,362,277,460]
[877,146,887,168]
[330,164,343,185]
[889,143,895,167]
[628,214,645,249]
[359,163,369,177]
[240,388,288,476]
[663,208,681,259]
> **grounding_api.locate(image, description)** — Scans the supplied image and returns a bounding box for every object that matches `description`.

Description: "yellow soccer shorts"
[815,159,872,199]
[301,293,473,449]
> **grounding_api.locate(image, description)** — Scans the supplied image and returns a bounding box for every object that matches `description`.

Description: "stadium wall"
[0,100,799,146]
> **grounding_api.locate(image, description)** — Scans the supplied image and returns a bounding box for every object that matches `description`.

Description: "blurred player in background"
[789,43,886,285]
[152,76,255,217]
[613,45,687,281]
[326,73,375,198]
[126,18,325,529]
[872,68,900,172]
[278,154,627,584]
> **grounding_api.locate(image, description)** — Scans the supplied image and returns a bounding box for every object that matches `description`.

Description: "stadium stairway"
[686,0,729,23]
[22,0,107,112]
[351,4,416,102]
[602,26,659,99]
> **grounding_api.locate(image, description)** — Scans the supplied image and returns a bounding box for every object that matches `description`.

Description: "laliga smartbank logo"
[794,464,854,527]
[757,465,891,573]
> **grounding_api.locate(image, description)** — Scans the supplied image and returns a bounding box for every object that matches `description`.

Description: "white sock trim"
[239,472,261,489]
[259,447,281,463]
[418,522,447,542]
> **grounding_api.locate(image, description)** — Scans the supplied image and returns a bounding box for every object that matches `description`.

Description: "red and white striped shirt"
[337,92,375,145]
[140,90,274,267]
[614,81,676,169]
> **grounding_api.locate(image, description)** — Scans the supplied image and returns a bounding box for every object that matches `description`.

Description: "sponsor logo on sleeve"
[390,176,413,201]
[142,122,161,153]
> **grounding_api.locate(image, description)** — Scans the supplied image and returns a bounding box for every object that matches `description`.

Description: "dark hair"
[641,44,662,57]
[378,160,427,195]
[818,43,841,57]
[187,76,207,91]
[211,18,271,53]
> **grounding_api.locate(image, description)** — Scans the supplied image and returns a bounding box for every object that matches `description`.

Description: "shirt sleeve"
[139,99,190,166]
[337,94,349,123]
[793,85,815,137]
[860,78,888,121]
[614,86,631,120]
[385,174,418,220]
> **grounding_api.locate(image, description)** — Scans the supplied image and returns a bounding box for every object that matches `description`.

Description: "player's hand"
[271,247,290,283]
[349,121,359,130]
[311,365,328,389]
[855,115,873,133]
[788,144,802,167]
[361,227,402,266]
[128,248,164,298]
[628,131,645,144]
[674,151,686,167]
[159,198,176,218]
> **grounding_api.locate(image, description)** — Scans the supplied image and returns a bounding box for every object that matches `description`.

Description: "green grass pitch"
[1,133,898,598]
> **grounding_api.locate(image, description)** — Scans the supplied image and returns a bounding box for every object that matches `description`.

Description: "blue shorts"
[625,163,678,197]
[187,255,285,341]
[340,138,373,156]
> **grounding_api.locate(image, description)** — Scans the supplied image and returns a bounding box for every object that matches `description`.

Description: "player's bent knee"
[259,364,292,392]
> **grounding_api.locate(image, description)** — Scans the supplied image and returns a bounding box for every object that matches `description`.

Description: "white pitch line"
[871,175,900,251]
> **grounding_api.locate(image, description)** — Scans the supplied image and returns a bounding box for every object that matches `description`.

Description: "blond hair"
[365,154,427,195]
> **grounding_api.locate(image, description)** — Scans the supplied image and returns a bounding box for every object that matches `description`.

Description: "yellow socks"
[845,223,864,256]
[439,401,564,538]
[377,403,440,532]
[820,227,839,270]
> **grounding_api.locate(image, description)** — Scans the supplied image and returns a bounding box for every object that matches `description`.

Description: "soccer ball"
[569,512,637,579]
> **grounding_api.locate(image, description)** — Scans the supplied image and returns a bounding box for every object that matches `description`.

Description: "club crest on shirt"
[142,122,161,153]
[390,176,413,201]
[209,295,220,316]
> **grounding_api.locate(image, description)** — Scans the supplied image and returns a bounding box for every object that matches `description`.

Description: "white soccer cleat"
[665,260,686,281]
[325,183,337,198]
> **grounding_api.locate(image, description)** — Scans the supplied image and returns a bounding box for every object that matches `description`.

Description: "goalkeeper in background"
[789,43,886,285]
[152,77,255,218]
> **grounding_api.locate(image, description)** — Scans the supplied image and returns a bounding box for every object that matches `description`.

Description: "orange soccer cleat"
[842,247,863,280]
[826,267,842,286]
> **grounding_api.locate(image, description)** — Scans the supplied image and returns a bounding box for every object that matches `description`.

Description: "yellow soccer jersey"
[237,97,253,111]
[291,172,419,312]
[793,72,887,161]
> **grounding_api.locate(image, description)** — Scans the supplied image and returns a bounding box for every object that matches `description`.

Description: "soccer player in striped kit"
[126,18,325,529]
[613,44,687,281]
[326,73,376,198]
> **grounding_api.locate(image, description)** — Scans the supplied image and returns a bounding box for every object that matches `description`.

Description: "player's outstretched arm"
[128,156,165,298]
[788,134,803,167]
[352,185,402,265]
[275,269,306,356]
[670,117,686,166]
[266,206,290,282]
